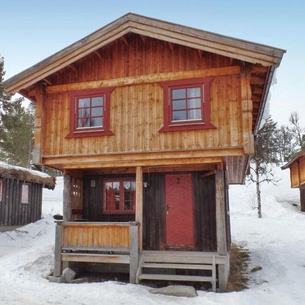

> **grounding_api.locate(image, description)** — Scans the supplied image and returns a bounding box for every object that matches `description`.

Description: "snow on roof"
[0,162,56,189]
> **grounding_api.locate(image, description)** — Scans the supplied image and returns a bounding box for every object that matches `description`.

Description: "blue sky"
[1,0,304,125]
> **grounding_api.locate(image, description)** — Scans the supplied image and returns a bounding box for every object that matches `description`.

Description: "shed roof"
[0,162,56,189]
[282,150,305,170]
[4,13,286,95]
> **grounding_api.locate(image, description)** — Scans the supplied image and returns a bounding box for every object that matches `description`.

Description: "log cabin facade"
[282,150,305,212]
[0,162,55,226]
[4,13,285,291]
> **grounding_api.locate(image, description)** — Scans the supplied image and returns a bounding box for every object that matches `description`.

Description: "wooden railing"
[54,221,139,283]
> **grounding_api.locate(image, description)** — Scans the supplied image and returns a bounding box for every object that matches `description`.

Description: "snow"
[0,161,52,179]
[0,167,304,305]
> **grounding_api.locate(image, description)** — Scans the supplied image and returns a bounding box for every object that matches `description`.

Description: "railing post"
[129,222,139,284]
[54,222,63,277]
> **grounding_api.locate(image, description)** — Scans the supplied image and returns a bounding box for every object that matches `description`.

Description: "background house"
[3,13,285,291]
[282,150,305,211]
[0,162,55,226]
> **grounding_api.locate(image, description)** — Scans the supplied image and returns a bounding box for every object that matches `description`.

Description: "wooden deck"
[54,221,139,283]
[53,222,229,291]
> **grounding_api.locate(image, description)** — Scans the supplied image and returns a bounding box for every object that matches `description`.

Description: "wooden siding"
[0,178,43,226]
[299,157,305,186]
[42,77,242,160]
[61,222,130,249]
[289,157,305,188]
[37,35,245,169]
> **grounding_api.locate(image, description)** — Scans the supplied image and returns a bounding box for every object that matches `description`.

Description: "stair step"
[138,273,214,282]
[142,262,213,270]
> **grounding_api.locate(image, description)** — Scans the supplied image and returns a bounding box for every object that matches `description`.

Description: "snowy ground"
[0,167,304,305]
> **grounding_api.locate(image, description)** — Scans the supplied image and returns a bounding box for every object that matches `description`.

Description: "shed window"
[21,183,29,204]
[103,179,136,214]
[66,88,114,138]
[159,78,216,132]
[0,180,2,202]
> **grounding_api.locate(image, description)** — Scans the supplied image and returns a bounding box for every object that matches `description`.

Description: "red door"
[165,174,194,247]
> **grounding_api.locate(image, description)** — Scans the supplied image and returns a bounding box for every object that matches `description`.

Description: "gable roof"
[282,150,305,170]
[4,13,285,94]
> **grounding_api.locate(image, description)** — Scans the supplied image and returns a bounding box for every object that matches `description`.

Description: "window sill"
[159,122,216,132]
[66,129,114,138]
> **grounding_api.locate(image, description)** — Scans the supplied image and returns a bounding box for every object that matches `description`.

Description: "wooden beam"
[215,170,227,255]
[168,42,174,52]
[121,36,128,46]
[46,66,240,94]
[129,222,139,283]
[42,78,53,85]
[94,50,102,59]
[241,64,254,154]
[215,170,230,290]
[42,147,243,169]
[32,84,45,165]
[63,174,72,221]
[68,64,78,74]
[54,223,63,277]
[136,166,143,252]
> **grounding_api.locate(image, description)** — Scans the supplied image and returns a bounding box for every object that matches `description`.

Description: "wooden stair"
[136,251,217,292]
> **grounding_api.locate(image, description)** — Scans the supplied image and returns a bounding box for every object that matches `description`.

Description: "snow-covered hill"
[0,167,304,305]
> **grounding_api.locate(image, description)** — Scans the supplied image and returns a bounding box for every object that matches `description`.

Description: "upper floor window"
[103,179,136,214]
[66,88,114,138]
[159,78,215,132]
[77,96,104,129]
[171,86,202,122]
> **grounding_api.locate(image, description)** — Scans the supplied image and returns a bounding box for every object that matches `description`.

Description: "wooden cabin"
[0,162,55,226]
[3,13,285,291]
[282,150,305,212]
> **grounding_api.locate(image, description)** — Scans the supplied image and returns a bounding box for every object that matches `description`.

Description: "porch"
[53,221,229,291]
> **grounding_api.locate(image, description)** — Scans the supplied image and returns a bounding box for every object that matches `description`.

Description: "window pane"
[92,117,103,127]
[172,88,186,99]
[173,110,187,121]
[21,184,29,204]
[92,107,103,117]
[92,97,103,107]
[78,116,90,128]
[188,98,201,109]
[172,100,186,110]
[188,109,201,120]
[123,181,135,211]
[105,182,120,210]
[78,98,90,108]
[187,87,200,98]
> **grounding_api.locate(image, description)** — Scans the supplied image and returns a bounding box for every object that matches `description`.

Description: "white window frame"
[21,183,29,204]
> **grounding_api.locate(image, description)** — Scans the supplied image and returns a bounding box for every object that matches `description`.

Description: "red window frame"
[66,88,115,138]
[159,78,216,132]
[103,179,136,214]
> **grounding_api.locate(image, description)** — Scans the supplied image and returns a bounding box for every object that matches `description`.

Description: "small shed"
[282,150,305,212]
[0,162,56,226]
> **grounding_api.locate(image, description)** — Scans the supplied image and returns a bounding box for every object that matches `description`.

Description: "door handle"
[166,204,171,214]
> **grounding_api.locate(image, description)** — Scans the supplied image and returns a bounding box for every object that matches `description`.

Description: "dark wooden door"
[165,174,194,247]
